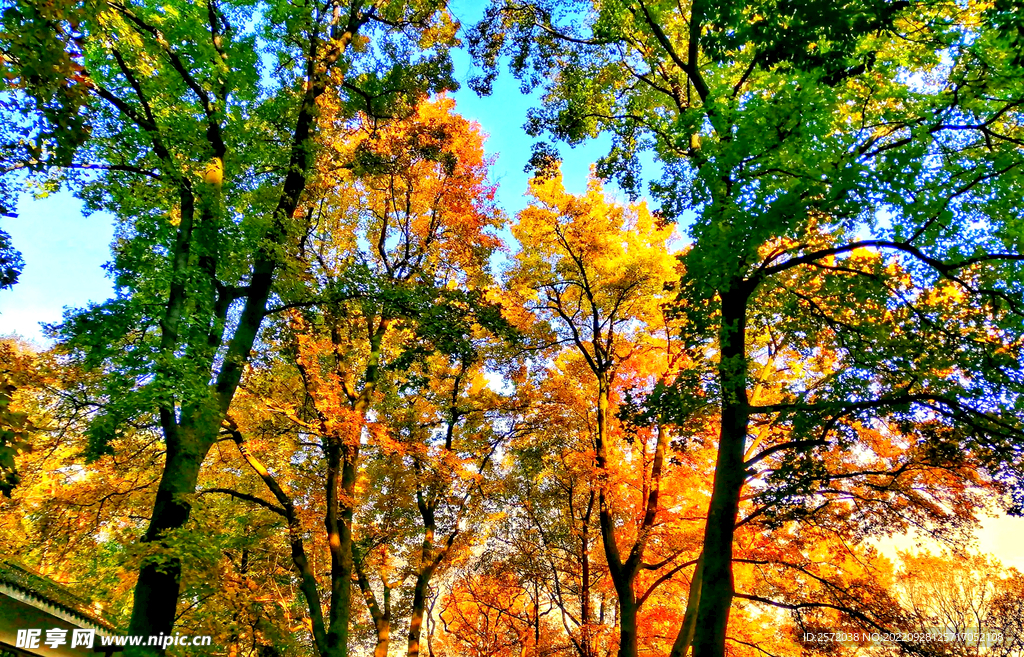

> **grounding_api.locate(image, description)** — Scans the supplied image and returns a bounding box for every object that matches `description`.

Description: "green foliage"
[0,0,98,176]
[0,227,23,290]
[0,379,31,496]
[0,341,38,497]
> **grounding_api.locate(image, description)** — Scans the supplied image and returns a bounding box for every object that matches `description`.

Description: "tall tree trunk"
[324,318,387,657]
[614,588,639,657]
[692,286,750,657]
[408,566,435,657]
[126,433,207,643]
[120,22,355,652]
[324,440,357,657]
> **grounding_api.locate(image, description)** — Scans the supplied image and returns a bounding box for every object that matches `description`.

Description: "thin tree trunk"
[594,378,671,657]
[533,579,541,657]
[226,422,331,654]
[581,491,594,657]
[354,551,391,657]
[669,552,704,657]
[408,488,440,657]
[409,361,479,657]
[593,378,630,657]
[408,474,449,657]
[692,286,750,657]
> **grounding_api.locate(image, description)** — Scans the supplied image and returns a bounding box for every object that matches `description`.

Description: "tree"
[886,552,1024,657]
[201,96,507,657]
[470,2,1024,656]
[507,169,686,657]
[496,365,618,657]
[373,351,508,657]
[437,564,537,657]
[1,0,459,650]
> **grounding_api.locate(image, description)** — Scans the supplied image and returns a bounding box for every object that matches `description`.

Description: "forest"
[2,0,1024,656]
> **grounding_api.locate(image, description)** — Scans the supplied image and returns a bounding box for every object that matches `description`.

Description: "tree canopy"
[2,0,1024,656]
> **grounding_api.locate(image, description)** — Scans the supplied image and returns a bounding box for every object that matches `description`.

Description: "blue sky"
[0,190,114,344]
[0,0,616,344]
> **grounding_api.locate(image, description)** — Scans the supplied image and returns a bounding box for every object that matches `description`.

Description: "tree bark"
[669,552,703,657]
[615,590,639,657]
[354,550,391,657]
[408,566,434,657]
[125,433,205,643]
[692,285,751,657]
[409,473,451,657]
[324,437,349,657]
[580,491,594,657]
[408,490,443,657]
